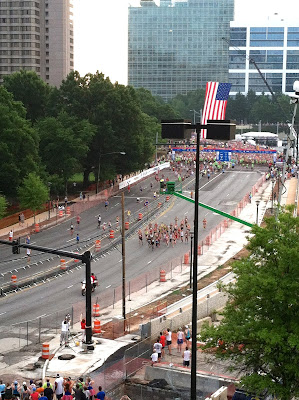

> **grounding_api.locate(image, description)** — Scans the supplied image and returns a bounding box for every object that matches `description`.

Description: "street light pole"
[189,233,193,289]
[121,191,126,332]
[191,124,200,399]
[256,200,260,225]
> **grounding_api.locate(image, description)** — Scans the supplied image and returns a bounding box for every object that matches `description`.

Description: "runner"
[70,223,74,235]
[97,215,101,228]
[104,200,109,210]
[138,230,143,246]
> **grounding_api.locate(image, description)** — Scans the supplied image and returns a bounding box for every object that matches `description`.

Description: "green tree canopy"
[18,173,49,223]
[0,86,40,197]
[49,71,159,187]
[36,111,96,193]
[3,70,52,122]
[201,208,299,400]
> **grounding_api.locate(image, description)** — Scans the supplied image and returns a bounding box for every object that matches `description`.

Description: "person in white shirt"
[150,349,158,366]
[183,346,191,367]
[177,328,184,353]
[166,328,172,355]
[55,374,64,400]
[153,338,162,361]
[60,317,70,346]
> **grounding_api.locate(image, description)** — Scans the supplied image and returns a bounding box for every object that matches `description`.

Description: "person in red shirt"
[159,331,166,358]
[30,388,39,400]
[81,318,86,343]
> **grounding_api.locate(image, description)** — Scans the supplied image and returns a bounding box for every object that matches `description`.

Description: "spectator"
[3,383,12,400]
[12,381,20,398]
[36,383,43,396]
[0,381,5,399]
[21,384,30,400]
[63,379,73,394]
[54,375,63,400]
[61,384,72,400]
[43,383,53,400]
[153,338,162,362]
[42,381,52,391]
[85,379,94,400]
[150,349,158,366]
[95,387,105,400]
[30,388,39,400]
[72,384,83,400]
[28,380,36,394]
[183,346,191,367]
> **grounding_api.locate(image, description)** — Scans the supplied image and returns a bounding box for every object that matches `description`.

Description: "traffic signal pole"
[0,240,94,346]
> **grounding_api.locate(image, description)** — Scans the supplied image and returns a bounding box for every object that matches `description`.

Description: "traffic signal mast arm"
[173,192,253,228]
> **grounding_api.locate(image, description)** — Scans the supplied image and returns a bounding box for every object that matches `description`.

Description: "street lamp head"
[256,200,260,206]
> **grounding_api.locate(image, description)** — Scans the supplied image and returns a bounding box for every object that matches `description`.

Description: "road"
[0,167,265,326]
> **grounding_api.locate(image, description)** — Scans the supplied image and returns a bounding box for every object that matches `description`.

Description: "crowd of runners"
[138,215,192,250]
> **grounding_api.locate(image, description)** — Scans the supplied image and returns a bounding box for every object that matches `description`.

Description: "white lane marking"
[106,285,111,289]
[66,238,75,242]
[184,211,189,215]
[147,260,152,264]
[67,285,73,289]
[115,202,119,206]
[37,314,46,318]
[0,312,7,316]
[226,193,230,197]
[118,259,122,263]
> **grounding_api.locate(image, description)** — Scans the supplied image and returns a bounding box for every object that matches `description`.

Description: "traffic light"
[12,238,20,254]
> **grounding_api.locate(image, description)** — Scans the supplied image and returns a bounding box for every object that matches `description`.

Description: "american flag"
[201,82,232,138]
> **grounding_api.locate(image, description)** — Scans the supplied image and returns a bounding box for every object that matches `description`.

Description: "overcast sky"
[73,0,298,85]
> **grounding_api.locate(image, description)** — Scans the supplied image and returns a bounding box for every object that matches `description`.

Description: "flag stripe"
[200,82,231,139]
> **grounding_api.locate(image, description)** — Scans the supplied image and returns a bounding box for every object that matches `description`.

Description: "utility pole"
[121,191,126,332]
[155,132,158,164]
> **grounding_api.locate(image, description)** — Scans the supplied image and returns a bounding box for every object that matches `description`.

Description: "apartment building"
[0,0,74,87]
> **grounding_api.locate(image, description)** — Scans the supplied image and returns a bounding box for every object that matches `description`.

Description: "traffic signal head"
[12,239,20,254]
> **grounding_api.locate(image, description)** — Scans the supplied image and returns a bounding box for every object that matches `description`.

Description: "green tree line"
[0,70,178,212]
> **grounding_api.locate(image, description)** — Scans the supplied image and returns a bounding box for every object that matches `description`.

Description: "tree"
[0,86,40,197]
[200,208,299,400]
[0,195,7,219]
[18,173,49,223]
[36,111,95,194]
[3,70,52,122]
[169,88,206,121]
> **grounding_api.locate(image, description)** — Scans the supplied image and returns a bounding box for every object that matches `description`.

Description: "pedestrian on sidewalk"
[150,349,158,366]
[153,338,162,362]
[95,386,105,400]
[166,328,172,355]
[177,327,184,353]
[81,317,86,343]
[183,346,191,367]
[159,331,166,358]
[184,325,191,347]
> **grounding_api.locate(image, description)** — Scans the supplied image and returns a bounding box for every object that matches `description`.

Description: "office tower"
[128,0,234,102]
[229,21,299,95]
[0,0,74,87]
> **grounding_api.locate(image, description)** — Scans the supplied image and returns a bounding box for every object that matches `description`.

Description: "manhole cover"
[58,354,75,360]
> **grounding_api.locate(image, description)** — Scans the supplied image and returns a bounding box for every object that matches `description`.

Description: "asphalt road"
[0,166,265,326]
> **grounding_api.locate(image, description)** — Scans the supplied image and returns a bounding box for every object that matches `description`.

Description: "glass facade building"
[229,22,299,95]
[128,0,234,102]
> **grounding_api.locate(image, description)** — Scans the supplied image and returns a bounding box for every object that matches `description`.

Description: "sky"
[73,0,299,85]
